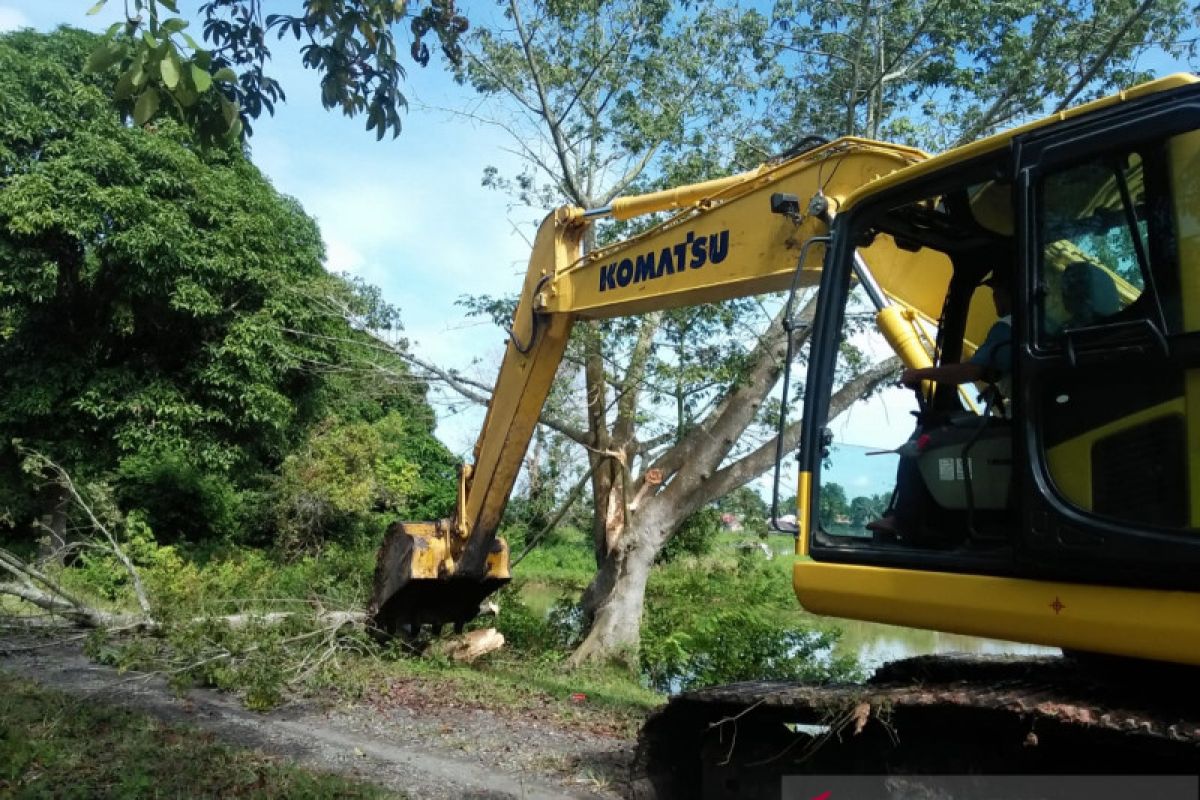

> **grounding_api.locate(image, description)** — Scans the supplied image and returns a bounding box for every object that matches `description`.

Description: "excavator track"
[634,655,1200,799]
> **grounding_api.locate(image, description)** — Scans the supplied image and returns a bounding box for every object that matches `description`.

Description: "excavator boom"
[368,137,939,632]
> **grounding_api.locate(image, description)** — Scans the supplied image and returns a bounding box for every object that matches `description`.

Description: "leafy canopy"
[85,0,470,142]
[0,27,454,542]
[758,0,1190,150]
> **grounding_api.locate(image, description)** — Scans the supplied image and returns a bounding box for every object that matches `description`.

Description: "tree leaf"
[114,67,137,101]
[87,0,108,14]
[158,0,179,11]
[161,18,188,35]
[161,53,180,89]
[134,87,160,125]
[220,96,239,127]
[190,64,212,93]
[212,67,237,83]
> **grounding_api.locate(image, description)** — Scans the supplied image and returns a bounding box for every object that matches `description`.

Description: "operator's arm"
[900,318,1011,388]
[900,361,985,387]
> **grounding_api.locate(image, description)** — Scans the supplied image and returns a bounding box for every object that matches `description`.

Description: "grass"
[0,673,396,799]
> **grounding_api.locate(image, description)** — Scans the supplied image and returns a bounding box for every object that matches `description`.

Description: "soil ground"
[0,635,637,799]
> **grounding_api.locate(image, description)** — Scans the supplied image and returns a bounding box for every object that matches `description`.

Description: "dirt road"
[0,638,635,799]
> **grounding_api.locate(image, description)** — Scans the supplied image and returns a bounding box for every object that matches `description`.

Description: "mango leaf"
[161,18,189,35]
[159,0,180,12]
[160,53,180,89]
[212,67,237,83]
[133,87,160,125]
[190,64,213,93]
[87,0,108,14]
[160,52,181,89]
[174,85,197,108]
[220,96,238,127]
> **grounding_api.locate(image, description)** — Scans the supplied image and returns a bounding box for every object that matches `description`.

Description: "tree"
[0,27,452,545]
[757,0,1190,151]
[848,495,874,528]
[83,0,470,142]
[818,482,849,528]
[716,486,770,535]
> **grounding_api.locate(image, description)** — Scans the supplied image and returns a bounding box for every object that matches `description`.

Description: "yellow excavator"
[369,73,1200,787]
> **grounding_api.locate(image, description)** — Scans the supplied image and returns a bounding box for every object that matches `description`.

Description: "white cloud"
[322,235,365,274]
[0,6,30,31]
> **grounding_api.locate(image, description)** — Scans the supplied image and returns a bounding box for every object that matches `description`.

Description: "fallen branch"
[20,451,152,621]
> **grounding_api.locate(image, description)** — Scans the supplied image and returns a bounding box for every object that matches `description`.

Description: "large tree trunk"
[565,301,901,668]
[35,483,72,563]
[568,503,678,666]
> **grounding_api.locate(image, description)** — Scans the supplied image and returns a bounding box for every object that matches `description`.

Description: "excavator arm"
[367,137,940,634]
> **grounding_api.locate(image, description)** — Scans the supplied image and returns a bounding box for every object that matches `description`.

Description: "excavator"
[368,73,1200,793]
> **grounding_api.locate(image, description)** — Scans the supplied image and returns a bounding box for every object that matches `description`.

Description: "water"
[821,615,1056,671]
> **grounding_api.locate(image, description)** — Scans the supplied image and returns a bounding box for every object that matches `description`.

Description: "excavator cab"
[796,76,1200,665]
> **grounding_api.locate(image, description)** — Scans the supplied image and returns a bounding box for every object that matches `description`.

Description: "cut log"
[434,628,505,663]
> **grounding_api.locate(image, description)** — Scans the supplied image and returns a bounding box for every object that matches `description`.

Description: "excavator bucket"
[366,520,509,635]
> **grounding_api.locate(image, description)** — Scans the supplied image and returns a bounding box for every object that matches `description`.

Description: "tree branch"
[1053,0,1158,113]
[703,356,901,499]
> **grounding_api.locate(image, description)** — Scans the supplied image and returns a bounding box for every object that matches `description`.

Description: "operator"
[865,269,1012,542]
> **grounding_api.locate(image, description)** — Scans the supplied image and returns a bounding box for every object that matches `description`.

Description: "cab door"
[1014,83,1200,589]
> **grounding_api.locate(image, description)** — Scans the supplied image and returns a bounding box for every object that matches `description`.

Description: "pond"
[817,613,1056,670]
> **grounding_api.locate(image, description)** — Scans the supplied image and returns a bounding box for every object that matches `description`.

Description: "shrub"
[488,584,583,657]
[656,506,721,564]
[116,451,243,543]
[641,549,861,692]
[273,413,420,552]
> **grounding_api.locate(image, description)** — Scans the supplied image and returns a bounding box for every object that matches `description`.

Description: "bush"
[273,413,420,552]
[656,506,721,564]
[641,550,861,692]
[487,584,583,657]
[641,610,858,693]
[116,451,244,544]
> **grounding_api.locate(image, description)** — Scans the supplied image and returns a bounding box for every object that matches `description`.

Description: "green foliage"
[760,0,1189,150]
[141,540,379,617]
[511,525,595,585]
[489,585,555,654]
[817,482,890,530]
[0,28,451,548]
[85,0,470,142]
[642,550,860,692]
[716,486,769,536]
[656,506,721,564]
[642,608,855,693]
[117,452,245,543]
[818,482,848,528]
[273,413,421,552]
